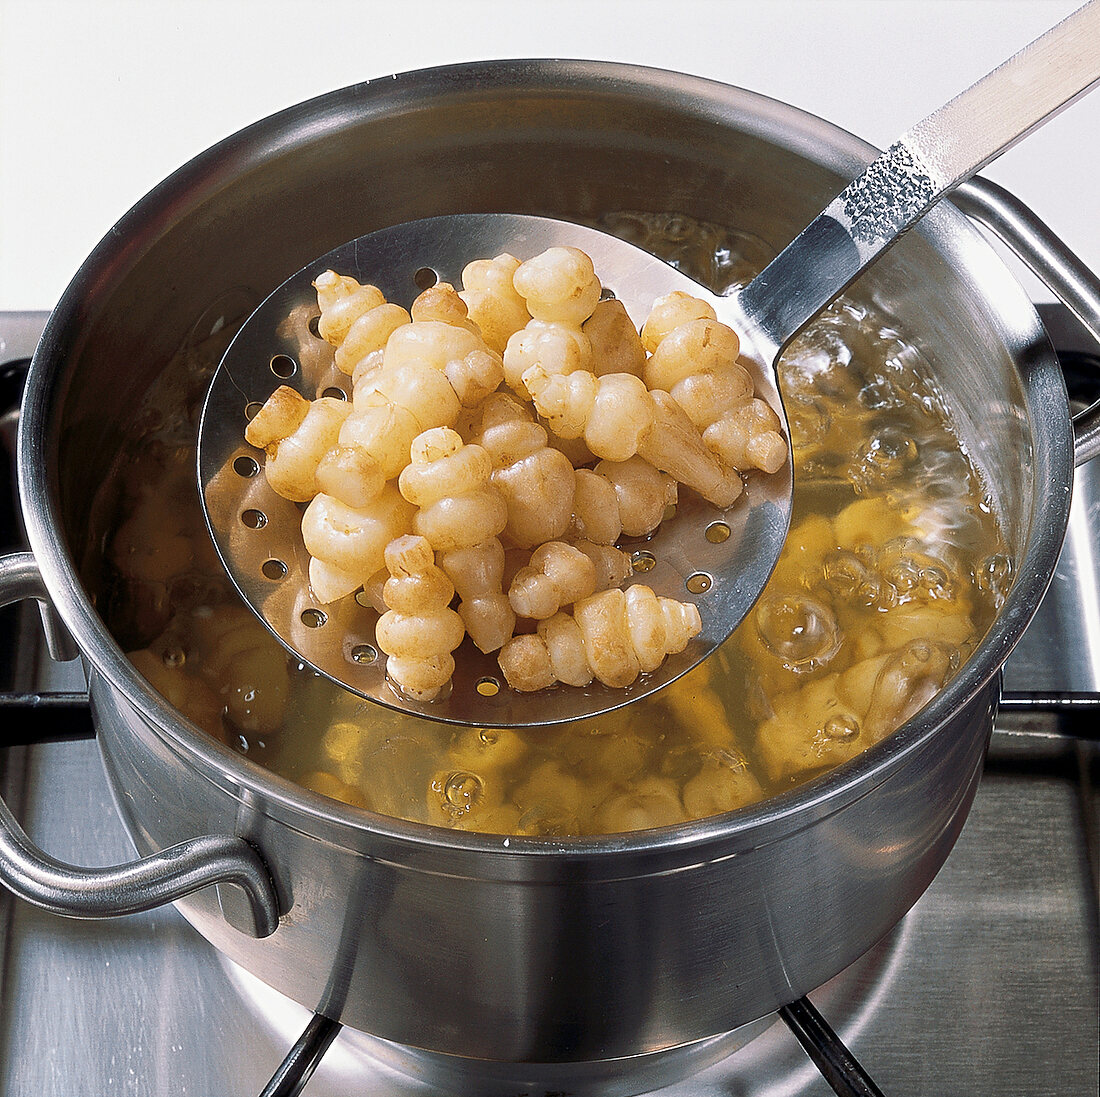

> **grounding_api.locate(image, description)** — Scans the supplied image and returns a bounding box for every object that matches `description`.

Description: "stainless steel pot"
[3,60,1099,1078]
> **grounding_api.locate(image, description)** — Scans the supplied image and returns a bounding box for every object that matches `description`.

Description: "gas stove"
[0,308,1097,1095]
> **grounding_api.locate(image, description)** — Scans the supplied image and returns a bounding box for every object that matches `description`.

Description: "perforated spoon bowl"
[198,2,1099,727]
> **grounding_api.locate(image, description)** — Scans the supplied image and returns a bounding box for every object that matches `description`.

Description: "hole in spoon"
[413,267,439,291]
[261,559,288,580]
[241,509,267,529]
[301,608,327,628]
[686,573,712,595]
[350,644,377,665]
[270,354,297,378]
[476,677,501,697]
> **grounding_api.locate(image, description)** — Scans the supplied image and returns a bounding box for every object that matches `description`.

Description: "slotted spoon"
[198,1,1100,726]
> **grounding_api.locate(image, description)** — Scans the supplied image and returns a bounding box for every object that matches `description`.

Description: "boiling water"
[99,213,1010,836]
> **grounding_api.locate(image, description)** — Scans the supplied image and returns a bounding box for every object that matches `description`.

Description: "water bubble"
[919,563,953,600]
[850,428,919,491]
[755,593,841,672]
[811,713,861,758]
[914,443,973,502]
[779,326,856,401]
[858,375,902,410]
[837,300,869,326]
[975,552,1014,605]
[443,771,484,814]
[877,538,957,605]
[820,550,881,606]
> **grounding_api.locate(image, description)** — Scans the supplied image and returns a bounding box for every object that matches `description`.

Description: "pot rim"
[18,57,1072,861]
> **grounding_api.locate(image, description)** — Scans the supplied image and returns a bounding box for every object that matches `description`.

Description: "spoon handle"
[736,0,1100,360]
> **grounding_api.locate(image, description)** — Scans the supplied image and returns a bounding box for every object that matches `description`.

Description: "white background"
[1,0,1096,310]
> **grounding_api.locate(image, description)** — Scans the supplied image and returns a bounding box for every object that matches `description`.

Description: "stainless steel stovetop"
[0,310,1097,1096]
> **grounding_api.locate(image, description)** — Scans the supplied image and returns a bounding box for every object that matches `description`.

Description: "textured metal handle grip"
[0,551,280,938]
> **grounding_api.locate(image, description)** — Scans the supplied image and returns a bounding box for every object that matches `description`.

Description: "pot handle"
[0,551,280,938]
[953,177,1100,466]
